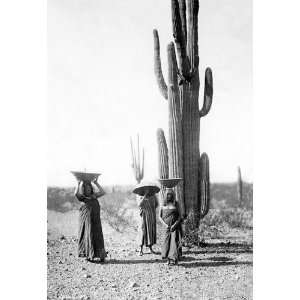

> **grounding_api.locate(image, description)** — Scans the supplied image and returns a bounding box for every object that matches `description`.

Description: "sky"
[48,0,252,187]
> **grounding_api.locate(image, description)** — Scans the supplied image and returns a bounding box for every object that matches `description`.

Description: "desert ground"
[47,185,253,300]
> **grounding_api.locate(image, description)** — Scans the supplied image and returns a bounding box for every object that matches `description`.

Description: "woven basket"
[158,178,183,188]
[70,171,101,182]
[132,182,160,196]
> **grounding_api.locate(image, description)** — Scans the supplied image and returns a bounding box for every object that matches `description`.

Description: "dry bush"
[47,187,136,233]
[182,208,253,246]
[100,192,137,232]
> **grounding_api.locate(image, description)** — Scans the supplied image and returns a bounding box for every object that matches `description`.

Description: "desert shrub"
[100,192,137,232]
[47,187,80,212]
[181,208,253,246]
[47,187,137,232]
[210,182,253,210]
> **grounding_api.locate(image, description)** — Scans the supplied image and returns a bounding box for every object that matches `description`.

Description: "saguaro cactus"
[130,135,144,184]
[153,0,213,227]
[237,166,243,204]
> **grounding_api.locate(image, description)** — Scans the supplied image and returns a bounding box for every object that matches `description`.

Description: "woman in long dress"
[74,178,107,262]
[136,190,159,256]
[160,189,182,265]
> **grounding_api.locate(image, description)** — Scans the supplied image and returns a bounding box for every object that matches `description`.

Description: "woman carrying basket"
[133,183,160,256]
[74,176,107,262]
[159,188,182,265]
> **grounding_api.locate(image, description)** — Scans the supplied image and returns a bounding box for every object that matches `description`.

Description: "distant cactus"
[153,0,213,227]
[130,135,144,184]
[237,166,243,204]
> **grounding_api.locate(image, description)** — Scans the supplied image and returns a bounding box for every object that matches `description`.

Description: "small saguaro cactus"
[153,0,213,228]
[237,166,243,204]
[130,134,144,184]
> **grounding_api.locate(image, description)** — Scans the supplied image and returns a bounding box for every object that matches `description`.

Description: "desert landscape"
[47,183,253,300]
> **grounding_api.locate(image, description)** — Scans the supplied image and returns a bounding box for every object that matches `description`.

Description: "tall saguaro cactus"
[154,0,213,227]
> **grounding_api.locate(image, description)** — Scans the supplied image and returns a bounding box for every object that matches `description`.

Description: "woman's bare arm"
[74,181,86,202]
[92,181,106,198]
[170,217,181,231]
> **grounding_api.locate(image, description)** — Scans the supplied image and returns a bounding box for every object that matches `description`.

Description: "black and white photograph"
[47,0,252,299]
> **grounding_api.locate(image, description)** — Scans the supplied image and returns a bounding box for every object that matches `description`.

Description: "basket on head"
[132,182,160,197]
[71,171,101,183]
[158,178,183,188]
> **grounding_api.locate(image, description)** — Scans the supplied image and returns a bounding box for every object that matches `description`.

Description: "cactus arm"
[237,166,243,203]
[130,137,136,174]
[199,67,213,117]
[171,0,190,77]
[137,134,140,173]
[141,148,145,179]
[167,42,179,87]
[153,29,168,100]
[178,0,187,46]
[199,152,210,218]
[157,128,169,202]
[187,0,199,69]
[130,136,144,184]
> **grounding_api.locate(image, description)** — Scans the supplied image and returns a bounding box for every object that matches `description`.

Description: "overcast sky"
[48,0,252,187]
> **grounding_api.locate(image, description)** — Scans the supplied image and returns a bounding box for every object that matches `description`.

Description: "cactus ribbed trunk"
[157,129,169,202]
[167,43,184,216]
[153,0,213,229]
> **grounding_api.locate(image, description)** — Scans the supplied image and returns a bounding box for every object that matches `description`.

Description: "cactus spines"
[153,0,213,227]
[199,153,210,218]
[130,135,144,184]
[237,166,243,204]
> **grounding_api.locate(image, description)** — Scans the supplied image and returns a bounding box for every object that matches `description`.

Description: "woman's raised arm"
[92,180,106,198]
[74,181,86,202]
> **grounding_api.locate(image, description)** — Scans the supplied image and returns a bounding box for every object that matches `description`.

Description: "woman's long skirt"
[161,208,181,261]
[78,199,106,260]
[138,196,157,247]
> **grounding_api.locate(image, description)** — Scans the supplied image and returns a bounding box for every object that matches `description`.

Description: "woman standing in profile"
[74,177,107,262]
[136,190,159,256]
[160,189,182,265]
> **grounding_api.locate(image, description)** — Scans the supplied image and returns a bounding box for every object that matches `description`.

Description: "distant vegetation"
[47,183,253,213]
[47,183,253,240]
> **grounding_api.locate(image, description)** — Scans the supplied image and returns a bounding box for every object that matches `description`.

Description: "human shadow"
[183,241,253,255]
[108,258,166,264]
[180,260,252,269]
[185,248,252,255]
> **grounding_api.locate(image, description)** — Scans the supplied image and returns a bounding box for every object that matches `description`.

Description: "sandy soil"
[47,210,252,300]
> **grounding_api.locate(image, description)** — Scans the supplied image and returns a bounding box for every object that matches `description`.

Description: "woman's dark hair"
[164,190,175,205]
[82,181,94,196]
